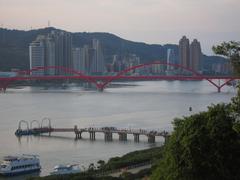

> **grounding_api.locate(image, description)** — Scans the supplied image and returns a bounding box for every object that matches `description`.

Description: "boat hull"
[0,168,41,176]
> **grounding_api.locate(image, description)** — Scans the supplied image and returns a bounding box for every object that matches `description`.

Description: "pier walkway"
[15,119,169,143]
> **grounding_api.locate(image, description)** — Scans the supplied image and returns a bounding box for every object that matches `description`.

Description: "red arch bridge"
[0,62,239,93]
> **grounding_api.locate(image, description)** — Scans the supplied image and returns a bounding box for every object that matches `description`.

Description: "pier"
[15,119,169,143]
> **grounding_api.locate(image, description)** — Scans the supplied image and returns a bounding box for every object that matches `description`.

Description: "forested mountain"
[0,27,227,71]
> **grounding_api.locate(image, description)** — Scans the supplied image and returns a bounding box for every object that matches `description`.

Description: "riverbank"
[28,146,163,180]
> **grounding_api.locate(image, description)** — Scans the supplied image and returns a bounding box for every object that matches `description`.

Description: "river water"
[0,80,236,179]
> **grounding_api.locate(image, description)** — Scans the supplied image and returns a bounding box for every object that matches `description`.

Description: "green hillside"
[0,27,227,72]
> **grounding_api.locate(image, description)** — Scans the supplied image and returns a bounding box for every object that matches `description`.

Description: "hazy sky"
[0,0,239,55]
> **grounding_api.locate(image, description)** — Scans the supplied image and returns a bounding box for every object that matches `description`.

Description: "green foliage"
[97,160,106,169]
[102,147,163,171]
[212,41,240,75]
[151,103,240,180]
[28,147,163,180]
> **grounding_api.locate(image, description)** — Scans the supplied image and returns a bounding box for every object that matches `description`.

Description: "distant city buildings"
[109,53,140,73]
[91,39,105,73]
[72,40,105,74]
[29,31,106,75]
[167,49,176,69]
[29,31,72,75]
[179,36,202,73]
[179,36,190,70]
[72,47,82,72]
[29,32,231,77]
[29,37,45,76]
[190,39,202,72]
[50,31,72,75]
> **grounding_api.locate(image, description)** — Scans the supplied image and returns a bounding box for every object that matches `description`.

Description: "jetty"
[15,118,169,143]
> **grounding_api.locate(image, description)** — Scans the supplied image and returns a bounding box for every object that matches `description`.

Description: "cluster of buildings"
[107,49,177,75]
[179,36,202,73]
[29,30,105,76]
[107,54,140,73]
[178,36,231,75]
[29,32,231,77]
[106,36,202,75]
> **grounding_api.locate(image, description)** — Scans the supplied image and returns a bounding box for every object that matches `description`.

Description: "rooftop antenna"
[48,20,51,27]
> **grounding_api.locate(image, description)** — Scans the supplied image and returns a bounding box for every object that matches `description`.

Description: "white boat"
[50,164,81,175]
[0,154,41,176]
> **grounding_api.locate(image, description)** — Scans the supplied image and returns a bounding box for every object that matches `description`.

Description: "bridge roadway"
[1,74,239,93]
[1,61,240,92]
[16,126,169,143]
[0,75,237,81]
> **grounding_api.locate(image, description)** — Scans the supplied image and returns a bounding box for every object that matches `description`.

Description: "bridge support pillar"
[217,87,221,93]
[75,132,82,139]
[118,133,127,141]
[104,132,113,141]
[0,87,6,93]
[133,134,140,142]
[74,125,82,139]
[147,135,155,143]
[98,87,104,92]
[89,132,96,140]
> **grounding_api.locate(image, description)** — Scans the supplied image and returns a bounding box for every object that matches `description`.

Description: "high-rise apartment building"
[167,49,176,70]
[29,31,73,75]
[179,36,190,69]
[29,37,45,76]
[72,47,83,72]
[50,31,72,75]
[179,36,202,73]
[91,39,105,73]
[81,45,92,74]
[190,39,202,72]
[45,36,55,75]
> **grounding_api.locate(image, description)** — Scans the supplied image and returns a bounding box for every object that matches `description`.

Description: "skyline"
[0,0,239,55]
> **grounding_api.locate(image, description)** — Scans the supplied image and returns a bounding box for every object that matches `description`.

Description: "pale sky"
[0,0,239,55]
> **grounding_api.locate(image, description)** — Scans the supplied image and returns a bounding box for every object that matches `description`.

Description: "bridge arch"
[2,63,237,93]
[99,61,233,92]
[17,66,102,89]
[30,120,40,129]
[18,120,29,130]
[41,117,51,129]
[101,61,202,89]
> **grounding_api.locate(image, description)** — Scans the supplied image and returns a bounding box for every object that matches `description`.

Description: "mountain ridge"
[0,27,227,72]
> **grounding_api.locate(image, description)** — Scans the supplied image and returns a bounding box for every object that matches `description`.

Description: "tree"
[88,163,96,172]
[151,104,240,180]
[213,41,240,131]
[97,160,105,169]
[212,41,240,75]
[151,42,240,180]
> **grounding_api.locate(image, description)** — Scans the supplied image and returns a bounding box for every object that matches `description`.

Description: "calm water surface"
[0,81,236,178]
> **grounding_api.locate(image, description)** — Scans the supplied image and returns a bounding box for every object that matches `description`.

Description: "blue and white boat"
[0,154,41,176]
[50,164,81,175]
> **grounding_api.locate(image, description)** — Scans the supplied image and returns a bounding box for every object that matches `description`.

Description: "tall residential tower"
[29,36,45,76]
[179,36,202,73]
[179,36,190,69]
[190,39,202,72]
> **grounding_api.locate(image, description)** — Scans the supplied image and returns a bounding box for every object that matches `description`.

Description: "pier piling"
[147,135,155,143]
[133,134,140,142]
[104,132,113,141]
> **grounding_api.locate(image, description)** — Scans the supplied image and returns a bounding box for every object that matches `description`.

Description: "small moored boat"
[50,164,81,175]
